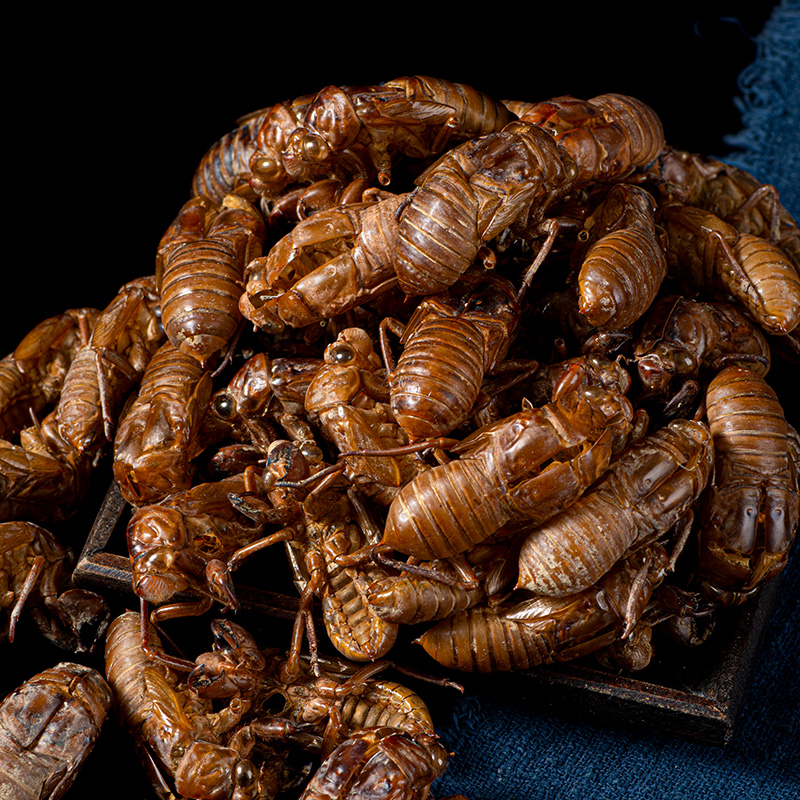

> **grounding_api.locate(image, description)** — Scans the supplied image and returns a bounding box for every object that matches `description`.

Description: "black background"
[3,1,776,354]
[1,2,786,797]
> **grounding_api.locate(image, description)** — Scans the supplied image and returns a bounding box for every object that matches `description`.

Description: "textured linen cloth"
[430,2,800,798]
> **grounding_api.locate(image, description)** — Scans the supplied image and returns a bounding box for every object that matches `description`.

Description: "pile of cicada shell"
[2,76,799,800]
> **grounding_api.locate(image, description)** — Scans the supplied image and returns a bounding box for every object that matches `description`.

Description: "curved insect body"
[572,183,667,330]
[382,381,634,560]
[230,447,401,664]
[299,726,448,800]
[104,612,274,800]
[0,520,108,651]
[1,307,99,441]
[418,543,671,672]
[394,119,574,296]
[281,76,514,190]
[112,341,216,506]
[517,418,713,596]
[249,76,512,206]
[364,529,523,626]
[126,474,264,614]
[191,107,269,204]
[380,269,535,441]
[304,328,427,506]
[365,561,488,626]
[518,93,665,185]
[190,620,433,756]
[157,193,266,366]
[0,662,112,800]
[247,93,323,200]
[240,193,403,335]
[56,275,165,454]
[292,495,400,663]
[698,367,799,604]
[0,410,93,524]
[645,147,800,270]
[658,203,800,335]
[632,295,771,418]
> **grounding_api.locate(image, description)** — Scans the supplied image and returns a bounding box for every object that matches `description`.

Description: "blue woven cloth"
[431,3,800,798]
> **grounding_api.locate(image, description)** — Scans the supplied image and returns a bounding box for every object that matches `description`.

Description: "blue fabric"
[723,0,800,218]
[431,3,800,798]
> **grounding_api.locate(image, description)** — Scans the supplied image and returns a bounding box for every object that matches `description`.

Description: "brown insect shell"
[387,273,520,440]
[240,197,398,334]
[302,727,448,800]
[127,504,195,605]
[112,342,215,506]
[209,352,275,445]
[0,662,112,800]
[649,147,800,270]
[573,184,667,330]
[401,271,520,369]
[517,418,714,596]
[282,85,364,177]
[394,121,574,297]
[248,95,316,199]
[382,387,626,561]
[191,107,267,204]
[660,204,800,335]
[659,204,741,288]
[698,367,799,600]
[633,296,771,398]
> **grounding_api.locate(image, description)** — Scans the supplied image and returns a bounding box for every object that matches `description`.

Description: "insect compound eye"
[212,393,236,420]
[301,133,330,162]
[327,344,355,364]
[252,156,281,181]
[673,350,696,372]
[235,758,257,789]
[299,442,323,464]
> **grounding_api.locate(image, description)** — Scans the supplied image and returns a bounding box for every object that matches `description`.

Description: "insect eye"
[252,156,280,181]
[144,551,174,573]
[302,134,330,162]
[171,743,186,761]
[328,344,354,364]
[212,393,236,419]
[299,442,323,463]
[235,759,257,789]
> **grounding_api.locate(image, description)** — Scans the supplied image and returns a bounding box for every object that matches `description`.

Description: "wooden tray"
[73,481,779,745]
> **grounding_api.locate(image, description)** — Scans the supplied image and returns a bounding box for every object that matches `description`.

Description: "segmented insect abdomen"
[700,368,799,596]
[417,605,584,672]
[191,112,266,203]
[518,419,714,596]
[707,368,789,468]
[322,561,398,662]
[160,237,248,365]
[517,481,638,596]
[578,224,667,329]
[730,234,800,334]
[104,612,157,734]
[589,93,665,169]
[338,680,434,735]
[390,317,486,440]
[395,161,480,296]
[160,200,265,365]
[382,458,509,560]
[366,572,485,625]
[397,75,514,139]
[56,346,106,453]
